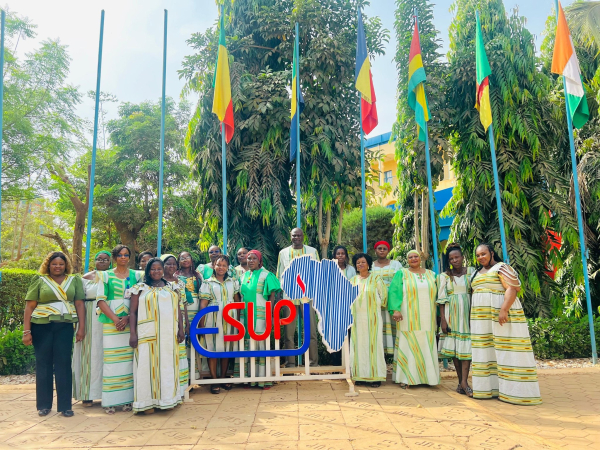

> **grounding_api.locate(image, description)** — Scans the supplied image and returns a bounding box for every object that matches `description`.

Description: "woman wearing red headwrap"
[372,240,403,355]
[239,250,281,388]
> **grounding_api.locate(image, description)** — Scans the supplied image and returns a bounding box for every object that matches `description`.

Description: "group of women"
[348,240,541,406]
[22,237,541,418]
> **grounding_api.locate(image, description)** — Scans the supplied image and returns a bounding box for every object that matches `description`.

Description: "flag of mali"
[212,12,234,143]
[355,7,378,136]
[408,20,430,142]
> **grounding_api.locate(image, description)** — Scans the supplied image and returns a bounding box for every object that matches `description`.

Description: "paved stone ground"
[0,367,598,450]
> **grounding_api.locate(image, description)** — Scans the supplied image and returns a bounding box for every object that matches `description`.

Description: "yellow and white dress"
[372,260,403,354]
[349,274,388,382]
[199,276,240,353]
[471,263,541,405]
[388,269,440,386]
[72,272,104,401]
[128,282,182,412]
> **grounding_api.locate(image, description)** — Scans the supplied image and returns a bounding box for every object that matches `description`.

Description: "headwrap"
[94,250,113,269]
[374,241,391,251]
[160,253,176,263]
[247,250,263,266]
[407,250,421,257]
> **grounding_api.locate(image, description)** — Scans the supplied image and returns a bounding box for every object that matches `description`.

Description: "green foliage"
[529,315,600,360]
[0,326,36,375]
[334,207,395,258]
[181,0,388,265]
[0,269,39,330]
[392,0,446,256]
[93,99,191,260]
[443,0,579,317]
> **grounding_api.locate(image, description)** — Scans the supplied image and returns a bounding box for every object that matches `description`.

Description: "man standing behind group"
[276,228,319,367]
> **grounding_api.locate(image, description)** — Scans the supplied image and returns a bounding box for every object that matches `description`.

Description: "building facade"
[365,131,456,243]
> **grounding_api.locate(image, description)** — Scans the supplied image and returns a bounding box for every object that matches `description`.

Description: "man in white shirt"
[276,228,319,367]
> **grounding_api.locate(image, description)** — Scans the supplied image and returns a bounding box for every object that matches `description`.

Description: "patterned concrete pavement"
[0,366,598,450]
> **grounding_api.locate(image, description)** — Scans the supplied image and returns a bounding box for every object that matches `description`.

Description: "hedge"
[0,326,36,375]
[0,269,39,331]
[528,315,600,360]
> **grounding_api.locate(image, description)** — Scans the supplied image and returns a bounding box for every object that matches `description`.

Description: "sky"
[14,0,574,139]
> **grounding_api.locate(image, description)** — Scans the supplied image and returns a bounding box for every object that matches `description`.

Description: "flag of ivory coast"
[551,2,589,129]
[475,13,492,132]
[212,12,234,143]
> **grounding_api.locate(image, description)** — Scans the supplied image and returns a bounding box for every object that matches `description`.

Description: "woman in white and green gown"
[388,250,440,388]
[129,258,185,414]
[349,252,387,387]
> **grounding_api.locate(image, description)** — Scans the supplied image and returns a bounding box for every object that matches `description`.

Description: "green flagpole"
[157,9,168,258]
[84,10,105,273]
[553,0,596,364]
[295,22,301,230]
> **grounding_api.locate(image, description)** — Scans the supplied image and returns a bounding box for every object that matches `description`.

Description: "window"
[383,170,393,185]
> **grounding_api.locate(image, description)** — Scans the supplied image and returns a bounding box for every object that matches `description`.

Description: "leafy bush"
[0,269,39,330]
[0,326,36,375]
[334,207,395,258]
[529,315,600,360]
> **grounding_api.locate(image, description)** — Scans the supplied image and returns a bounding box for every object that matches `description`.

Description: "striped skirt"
[470,292,541,405]
[73,300,104,401]
[101,322,134,407]
[381,308,396,355]
[392,331,440,386]
[438,293,472,361]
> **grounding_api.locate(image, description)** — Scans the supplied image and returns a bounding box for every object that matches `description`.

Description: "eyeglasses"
[117,254,130,258]
[96,258,110,263]
[180,256,192,260]
[208,250,221,255]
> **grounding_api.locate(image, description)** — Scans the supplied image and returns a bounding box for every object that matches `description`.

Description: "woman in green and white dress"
[161,254,189,398]
[129,258,185,414]
[235,247,249,279]
[73,250,112,406]
[438,243,475,397]
[175,251,203,378]
[372,240,403,355]
[96,244,142,414]
[470,243,541,405]
[197,245,236,280]
[239,250,281,388]
[199,255,241,394]
[349,253,388,387]
[388,250,440,388]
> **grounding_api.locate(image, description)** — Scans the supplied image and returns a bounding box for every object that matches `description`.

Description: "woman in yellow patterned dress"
[388,250,440,388]
[470,243,541,405]
[438,243,475,397]
[96,244,142,414]
[349,253,388,387]
[161,254,189,398]
[129,258,185,414]
[199,255,241,394]
[372,240,403,355]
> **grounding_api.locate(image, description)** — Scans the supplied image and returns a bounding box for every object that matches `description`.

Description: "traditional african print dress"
[199,276,240,354]
[349,274,388,382]
[97,269,141,407]
[197,264,237,281]
[471,263,541,405]
[240,268,281,386]
[178,274,202,379]
[128,282,182,412]
[372,260,403,355]
[437,268,475,361]
[235,265,247,280]
[72,272,104,401]
[388,269,440,386]
[171,278,189,397]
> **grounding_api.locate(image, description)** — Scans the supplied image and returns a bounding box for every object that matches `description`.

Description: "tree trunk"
[414,191,420,253]
[10,201,20,260]
[113,221,140,268]
[337,200,344,244]
[317,194,331,259]
[41,232,71,258]
[421,191,430,267]
[16,200,30,260]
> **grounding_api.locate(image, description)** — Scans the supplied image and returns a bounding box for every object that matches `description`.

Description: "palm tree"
[565,1,600,52]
